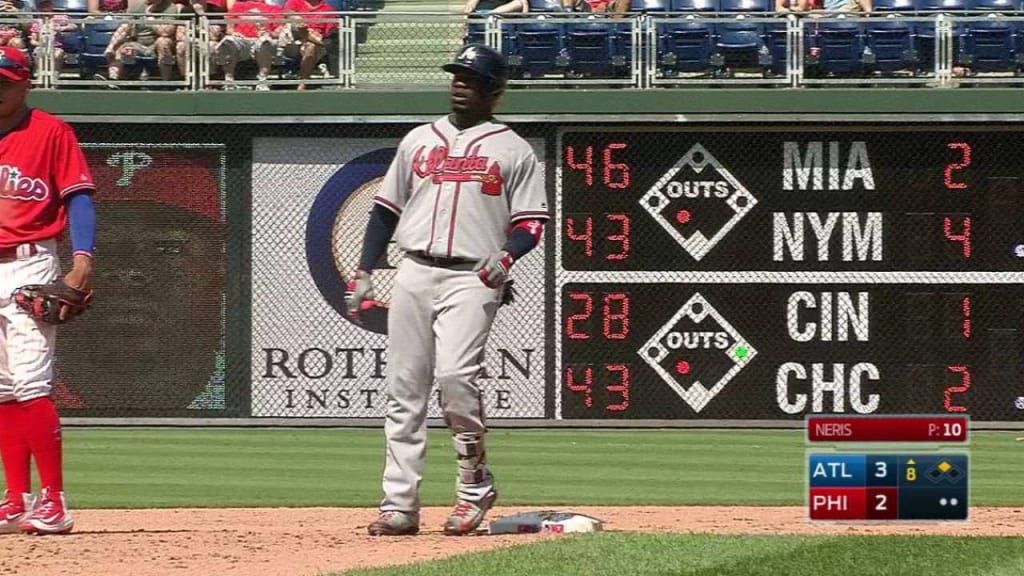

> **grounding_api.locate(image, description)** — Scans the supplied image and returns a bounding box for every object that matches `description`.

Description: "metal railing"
[20,10,1024,89]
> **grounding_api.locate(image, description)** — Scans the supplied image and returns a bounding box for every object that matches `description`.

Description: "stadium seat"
[79,18,121,79]
[56,28,86,68]
[864,0,917,73]
[805,14,867,76]
[506,15,568,78]
[464,15,489,47]
[565,17,619,77]
[962,0,1021,72]
[658,0,717,76]
[715,0,773,72]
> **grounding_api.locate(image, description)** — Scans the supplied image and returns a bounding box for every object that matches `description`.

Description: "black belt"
[407,251,477,269]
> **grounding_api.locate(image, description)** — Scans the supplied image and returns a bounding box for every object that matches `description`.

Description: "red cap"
[0,47,30,82]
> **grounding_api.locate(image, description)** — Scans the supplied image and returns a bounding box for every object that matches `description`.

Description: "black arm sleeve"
[502,226,541,261]
[358,204,400,272]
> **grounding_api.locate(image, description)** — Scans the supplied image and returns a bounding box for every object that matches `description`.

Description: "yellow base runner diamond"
[938,461,952,473]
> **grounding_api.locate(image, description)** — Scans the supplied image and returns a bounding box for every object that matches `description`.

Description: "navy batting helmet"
[442,44,508,90]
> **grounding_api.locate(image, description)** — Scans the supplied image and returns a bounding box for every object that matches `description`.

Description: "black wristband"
[502,226,540,261]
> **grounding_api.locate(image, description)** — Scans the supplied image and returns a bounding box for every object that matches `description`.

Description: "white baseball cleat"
[444,490,497,536]
[0,491,36,534]
[19,488,74,535]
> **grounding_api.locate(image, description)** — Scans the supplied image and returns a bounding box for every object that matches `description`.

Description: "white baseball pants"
[0,240,60,404]
[379,255,502,513]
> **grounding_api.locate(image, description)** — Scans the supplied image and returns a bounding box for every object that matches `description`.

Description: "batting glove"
[345,270,376,317]
[473,250,514,289]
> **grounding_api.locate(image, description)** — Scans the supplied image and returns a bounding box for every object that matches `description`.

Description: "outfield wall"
[43,89,1024,428]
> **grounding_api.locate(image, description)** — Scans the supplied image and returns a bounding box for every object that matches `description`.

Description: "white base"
[488,510,604,535]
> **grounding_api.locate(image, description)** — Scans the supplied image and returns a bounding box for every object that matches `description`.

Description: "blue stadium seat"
[715,0,773,72]
[805,14,867,76]
[565,17,620,77]
[658,0,716,76]
[962,0,1021,72]
[464,15,489,47]
[506,15,568,78]
[56,28,85,67]
[80,18,121,78]
[864,0,918,73]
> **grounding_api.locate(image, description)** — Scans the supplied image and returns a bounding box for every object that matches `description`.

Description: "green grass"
[342,533,1024,576]
[60,428,1024,508]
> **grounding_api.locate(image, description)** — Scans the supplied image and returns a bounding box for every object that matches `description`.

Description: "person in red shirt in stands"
[283,0,335,89]
[211,0,285,89]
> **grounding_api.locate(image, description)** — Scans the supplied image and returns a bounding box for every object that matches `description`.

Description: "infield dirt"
[1,506,1021,576]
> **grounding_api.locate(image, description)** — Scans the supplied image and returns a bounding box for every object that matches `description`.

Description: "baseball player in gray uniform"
[347,44,548,536]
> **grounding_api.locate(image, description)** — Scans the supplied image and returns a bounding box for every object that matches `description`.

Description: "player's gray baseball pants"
[379,254,502,513]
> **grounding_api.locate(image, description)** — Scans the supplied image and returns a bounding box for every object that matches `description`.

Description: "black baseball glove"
[13,279,94,324]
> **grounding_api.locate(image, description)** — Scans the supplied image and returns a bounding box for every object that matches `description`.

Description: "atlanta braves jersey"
[373,117,549,261]
[0,110,95,248]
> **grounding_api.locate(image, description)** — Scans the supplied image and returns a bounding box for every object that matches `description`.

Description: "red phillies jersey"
[0,109,95,248]
[229,1,286,37]
[284,0,337,36]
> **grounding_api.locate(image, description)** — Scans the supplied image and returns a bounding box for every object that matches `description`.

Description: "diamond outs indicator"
[638,293,757,413]
[639,143,758,261]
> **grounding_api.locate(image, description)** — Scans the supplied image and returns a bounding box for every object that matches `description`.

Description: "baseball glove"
[13,279,94,324]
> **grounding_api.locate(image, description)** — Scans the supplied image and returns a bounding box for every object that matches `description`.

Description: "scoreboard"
[555,127,1024,421]
[805,415,970,521]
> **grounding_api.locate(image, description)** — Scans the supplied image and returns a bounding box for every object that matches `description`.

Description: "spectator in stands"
[820,0,870,11]
[211,0,283,89]
[462,0,527,14]
[103,0,188,82]
[776,0,809,11]
[30,0,77,76]
[89,0,133,11]
[0,0,26,50]
[283,0,333,90]
[182,0,228,14]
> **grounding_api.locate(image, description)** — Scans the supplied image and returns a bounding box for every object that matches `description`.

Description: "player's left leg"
[433,268,503,535]
[3,243,72,535]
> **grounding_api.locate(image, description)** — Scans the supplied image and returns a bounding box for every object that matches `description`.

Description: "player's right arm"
[346,133,418,318]
[357,134,415,274]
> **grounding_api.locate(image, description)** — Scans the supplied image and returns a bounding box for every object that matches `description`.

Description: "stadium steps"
[350,0,466,87]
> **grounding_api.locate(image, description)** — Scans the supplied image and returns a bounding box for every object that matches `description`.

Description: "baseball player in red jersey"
[0,46,97,535]
[349,44,548,536]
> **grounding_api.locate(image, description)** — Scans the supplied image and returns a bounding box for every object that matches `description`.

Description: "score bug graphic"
[639,293,757,413]
[639,144,758,261]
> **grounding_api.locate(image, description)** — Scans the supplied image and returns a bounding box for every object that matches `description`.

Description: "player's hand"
[61,255,94,322]
[473,250,513,289]
[345,269,375,319]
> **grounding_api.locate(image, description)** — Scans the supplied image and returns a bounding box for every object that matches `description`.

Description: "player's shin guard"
[453,433,493,494]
